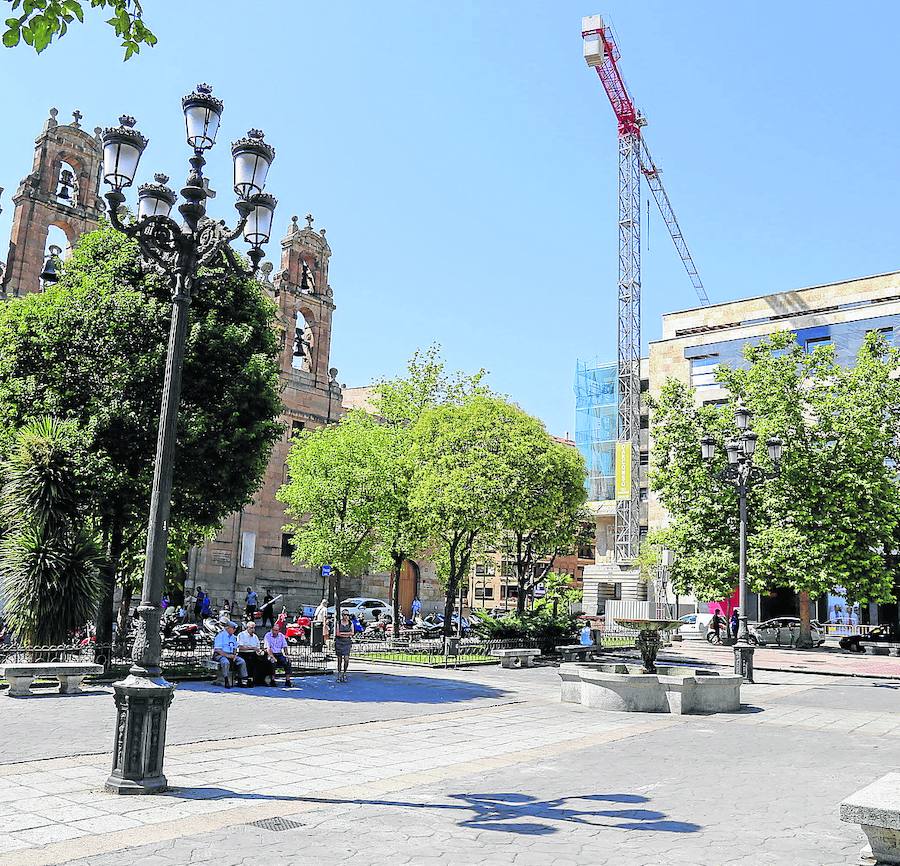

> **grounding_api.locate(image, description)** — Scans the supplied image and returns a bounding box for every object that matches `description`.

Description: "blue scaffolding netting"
[575,358,618,503]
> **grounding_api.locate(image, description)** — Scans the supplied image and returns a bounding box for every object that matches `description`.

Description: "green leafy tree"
[650,331,900,647]
[279,411,394,607]
[0,225,282,644]
[0,417,102,645]
[3,0,155,59]
[370,346,484,635]
[497,433,588,615]
[409,396,544,636]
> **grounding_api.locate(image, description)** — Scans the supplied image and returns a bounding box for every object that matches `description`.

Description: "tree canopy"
[3,0,155,59]
[0,224,282,640]
[648,331,900,642]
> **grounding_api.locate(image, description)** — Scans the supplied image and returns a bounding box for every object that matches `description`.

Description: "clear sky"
[1,1,898,437]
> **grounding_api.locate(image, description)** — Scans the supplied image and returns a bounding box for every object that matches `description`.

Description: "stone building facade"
[185,215,351,612]
[2,108,104,297]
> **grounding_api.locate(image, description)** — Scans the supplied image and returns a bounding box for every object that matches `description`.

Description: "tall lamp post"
[100,85,276,794]
[700,404,783,681]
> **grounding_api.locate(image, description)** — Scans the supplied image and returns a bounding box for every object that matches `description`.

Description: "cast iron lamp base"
[105,674,175,794]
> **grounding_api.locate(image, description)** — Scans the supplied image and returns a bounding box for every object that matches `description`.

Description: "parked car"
[676,613,713,640]
[327,597,391,620]
[840,625,898,653]
[750,617,826,647]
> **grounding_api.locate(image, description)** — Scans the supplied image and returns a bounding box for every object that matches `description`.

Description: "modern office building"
[577,269,900,624]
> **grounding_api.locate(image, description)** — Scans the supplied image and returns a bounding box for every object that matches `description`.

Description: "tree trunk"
[94,517,125,649]
[516,567,527,616]
[443,572,458,637]
[797,590,813,649]
[115,582,134,644]
[391,552,402,638]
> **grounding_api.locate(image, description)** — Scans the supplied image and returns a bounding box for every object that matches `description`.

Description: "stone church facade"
[2,108,444,617]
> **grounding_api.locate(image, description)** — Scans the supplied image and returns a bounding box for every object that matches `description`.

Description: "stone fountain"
[559,617,744,715]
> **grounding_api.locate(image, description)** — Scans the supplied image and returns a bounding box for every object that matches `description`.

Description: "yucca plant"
[0,418,101,646]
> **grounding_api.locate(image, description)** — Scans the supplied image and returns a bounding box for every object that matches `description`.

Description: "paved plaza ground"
[1,654,898,865]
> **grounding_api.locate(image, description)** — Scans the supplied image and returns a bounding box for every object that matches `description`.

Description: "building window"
[475,563,496,577]
[868,326,894,344]
[612,583,622,600]
[702,398,728,407]
[474,586,495,600]
[239,531,256,569]
[804,335,831,353]
[640,378,649,393]
[501,560,515,577]
[690,354,719,389]
[640,488,649,502]
[639,451,649,466]
[291,420,306,438]
[578,542,594,559]
[640,414,649,430]
[280,533,294,558]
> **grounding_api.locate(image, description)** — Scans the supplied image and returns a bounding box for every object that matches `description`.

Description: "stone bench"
[0,662,103,697]
[841,772,900,864]
[557,644,596,662]
[492,648,540,669]
[860,641,900,657]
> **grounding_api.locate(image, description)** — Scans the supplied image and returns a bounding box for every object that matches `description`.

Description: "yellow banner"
[615,442,632,500]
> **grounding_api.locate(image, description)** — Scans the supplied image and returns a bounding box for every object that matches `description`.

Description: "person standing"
[334,609,354,683]
[710,608,723,642]
[264,622,293,687]
[411,596,422,619]
[314,597,329,639]
[245,587,258,620]
[213,622,249,688]
[193,587,205,623]
[260,591,275,627]
[730,609,740,641]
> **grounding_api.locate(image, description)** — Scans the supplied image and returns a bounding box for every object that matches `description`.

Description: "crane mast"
[582,15,708,563]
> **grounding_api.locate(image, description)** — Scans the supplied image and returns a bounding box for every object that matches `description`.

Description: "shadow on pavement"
[175,673,507,704]
[162,788,700,836]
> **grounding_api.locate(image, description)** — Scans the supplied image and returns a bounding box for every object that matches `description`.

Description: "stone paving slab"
[2,663,896,865]
[656,640,900,679]
[51,689,900,866]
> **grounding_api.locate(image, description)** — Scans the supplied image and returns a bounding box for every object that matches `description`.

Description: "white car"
[676,612,713,640]
[327,597,391,620]
[750,617,826,647]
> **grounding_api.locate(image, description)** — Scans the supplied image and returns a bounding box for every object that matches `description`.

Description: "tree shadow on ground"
[163,788,700,836]
[175,673,507,705]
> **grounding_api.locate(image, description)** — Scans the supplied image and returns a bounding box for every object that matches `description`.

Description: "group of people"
[710,608,740,641]
[212,620,293,688]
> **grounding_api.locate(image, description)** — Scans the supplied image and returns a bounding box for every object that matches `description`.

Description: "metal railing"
[348,636,554,668]
[0,641,328,679]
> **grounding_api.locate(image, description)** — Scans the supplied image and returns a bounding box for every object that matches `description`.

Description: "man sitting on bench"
[213,622,249,688]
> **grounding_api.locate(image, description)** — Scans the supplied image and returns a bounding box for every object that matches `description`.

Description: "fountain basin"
[559,662,742,714]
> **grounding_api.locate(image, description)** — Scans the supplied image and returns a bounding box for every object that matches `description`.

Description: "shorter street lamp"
[701,404,784,682]
[100,84,276,794]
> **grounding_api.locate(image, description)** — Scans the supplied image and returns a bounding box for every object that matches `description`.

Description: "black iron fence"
[0,641,329,680]
[348,636,556,668]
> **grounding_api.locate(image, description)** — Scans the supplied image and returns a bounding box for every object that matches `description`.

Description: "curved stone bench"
[559,662,742,715]
[0,662,103,697]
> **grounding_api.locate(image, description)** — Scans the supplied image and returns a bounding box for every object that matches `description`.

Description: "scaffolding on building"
[574,358,618,503]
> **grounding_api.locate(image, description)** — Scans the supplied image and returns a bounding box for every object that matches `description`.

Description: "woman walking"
[334,609,354,683]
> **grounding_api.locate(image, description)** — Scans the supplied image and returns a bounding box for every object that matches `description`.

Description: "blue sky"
[1,1,898,437]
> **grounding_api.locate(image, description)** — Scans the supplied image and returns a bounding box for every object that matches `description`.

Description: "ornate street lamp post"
[100,85,276,794]
[700,404,783,682]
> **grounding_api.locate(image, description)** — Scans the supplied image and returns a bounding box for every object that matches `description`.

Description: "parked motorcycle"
[161,610,199,650]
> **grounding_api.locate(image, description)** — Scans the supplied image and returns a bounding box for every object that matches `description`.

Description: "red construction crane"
[581,14,708,563]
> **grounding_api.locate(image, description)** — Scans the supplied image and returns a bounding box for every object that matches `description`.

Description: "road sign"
[321,565,332,577]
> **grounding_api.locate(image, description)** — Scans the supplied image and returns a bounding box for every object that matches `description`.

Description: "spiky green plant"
[0,418,101,645]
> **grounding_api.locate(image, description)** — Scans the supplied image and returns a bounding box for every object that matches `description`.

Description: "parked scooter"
[161,609,199,649]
